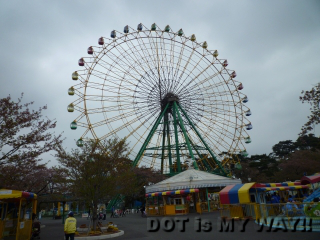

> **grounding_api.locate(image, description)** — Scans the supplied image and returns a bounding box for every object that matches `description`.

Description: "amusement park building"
[145,168,241,215]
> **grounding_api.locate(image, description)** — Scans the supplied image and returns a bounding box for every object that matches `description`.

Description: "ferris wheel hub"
[161,92,180,112]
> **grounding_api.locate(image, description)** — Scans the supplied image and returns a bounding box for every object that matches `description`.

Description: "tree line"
[234,134,320,183]
[0,83,319,226]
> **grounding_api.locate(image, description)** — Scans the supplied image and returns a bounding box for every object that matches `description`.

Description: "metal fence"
[220,202,310,220]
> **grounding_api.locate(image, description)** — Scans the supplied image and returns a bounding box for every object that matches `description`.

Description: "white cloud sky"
[1,0,320,166]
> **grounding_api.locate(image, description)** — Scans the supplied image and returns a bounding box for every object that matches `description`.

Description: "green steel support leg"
[173,102,195,162]
[177,104,226,175]
[192,161,198,169]
[166,115,173,174]
[160,114,167,174]
[172,104,182,172]
[188,138,210,170]
[178,132,199,170]
[133,104,169,166]
[206,188,210,212]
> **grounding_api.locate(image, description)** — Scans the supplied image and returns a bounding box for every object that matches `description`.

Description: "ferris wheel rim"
[69,23,252,173]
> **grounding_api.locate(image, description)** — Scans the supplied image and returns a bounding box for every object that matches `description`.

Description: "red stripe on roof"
[301,173,320,184]
[219,185,235,204]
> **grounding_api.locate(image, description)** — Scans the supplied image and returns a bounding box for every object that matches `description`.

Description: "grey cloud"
[1,0,319,166]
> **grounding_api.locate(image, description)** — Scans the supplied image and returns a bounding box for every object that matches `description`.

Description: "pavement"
[39,211,320,240]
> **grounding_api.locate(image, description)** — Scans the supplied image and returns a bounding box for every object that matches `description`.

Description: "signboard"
[0,190,12,195]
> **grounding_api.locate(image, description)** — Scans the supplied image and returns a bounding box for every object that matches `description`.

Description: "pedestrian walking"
[87,209,91,220]
[110,206,115,218]
[64,211,76,240]
[121,206,126,217]
[52,209,56,219]
[140,206,146,217]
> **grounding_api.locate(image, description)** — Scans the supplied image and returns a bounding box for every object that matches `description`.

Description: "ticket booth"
[0,189,37,240]
[146,189,200,215]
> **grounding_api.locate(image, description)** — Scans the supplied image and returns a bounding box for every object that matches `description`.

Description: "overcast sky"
[1,0,320,166]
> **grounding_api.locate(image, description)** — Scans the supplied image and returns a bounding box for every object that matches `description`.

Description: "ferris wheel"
[67,23,252,176]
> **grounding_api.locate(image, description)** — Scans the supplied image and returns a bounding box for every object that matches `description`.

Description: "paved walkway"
[40,211,319,240]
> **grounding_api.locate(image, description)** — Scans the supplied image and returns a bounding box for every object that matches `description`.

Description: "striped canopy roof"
[220,183,254,204]
[0,189,37,200]
[145,188,199,198]
[219,182,309,204]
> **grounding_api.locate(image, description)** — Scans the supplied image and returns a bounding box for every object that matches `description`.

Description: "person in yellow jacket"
[64,211,77,240]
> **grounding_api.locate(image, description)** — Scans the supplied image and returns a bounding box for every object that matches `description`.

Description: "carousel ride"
[67,23,252,177]
[219,173,320,231]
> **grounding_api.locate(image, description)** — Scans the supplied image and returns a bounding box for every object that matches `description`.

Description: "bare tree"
[299,83,320,136]
[55,138,134,230]
[0,93,63,166]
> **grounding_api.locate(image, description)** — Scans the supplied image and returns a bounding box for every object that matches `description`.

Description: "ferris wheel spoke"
[112,40,155,82]
[72,112,86,123]
[171,38,186,82]
[202,104,233,113]
[172,53,192,94]
[148,36,162,85]
[134,37,163,79]
[163,37,178,93]
[187,71,223,92]
[158,36,171,80]
[96,52,144,86]
[201,115,238,133]
[198,118,236,142]
[133,104,159,117]
[149,134,163,168]
[84,106,133,117]
[130,123,164,166]
[175,53,208,94]
[147,34,167,72]
[191,79,231,95]
[126,115,157,157]
[123,36,154,72]
[88,110,139,128]
[71,97,86,107]
[134,35,158,64]
[89,69,138,90]
[157,40,178,94]
[177,45,196,82]
[203,95,233,106]
[120,41,161,92]
[98,116,143,140]
[202,107,238,119]
[73,92,85,101]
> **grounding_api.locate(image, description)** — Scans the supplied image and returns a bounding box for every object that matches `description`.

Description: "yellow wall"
[165,205,175,215]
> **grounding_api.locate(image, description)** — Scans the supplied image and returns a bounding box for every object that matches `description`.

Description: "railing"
[146,206,165,216]
[220,204,249,219]
[220,202,314,220]
[146,205,191,216]
[199,201,220,212]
